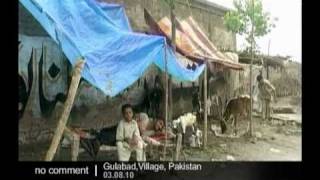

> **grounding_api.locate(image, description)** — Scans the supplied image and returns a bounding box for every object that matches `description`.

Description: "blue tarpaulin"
[19,0,205,97]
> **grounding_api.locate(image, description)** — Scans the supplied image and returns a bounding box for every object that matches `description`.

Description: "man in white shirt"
[116,104,146,161]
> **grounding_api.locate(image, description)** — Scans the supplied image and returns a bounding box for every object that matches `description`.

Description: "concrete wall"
[19,4,49,36]
[19,1,236,50]
[106,0,236,51]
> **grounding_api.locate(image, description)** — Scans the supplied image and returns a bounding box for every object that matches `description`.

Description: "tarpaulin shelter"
[144,9,244,71]
[144,8,245,148]
[19,0,207,161]
[19,0,205,97]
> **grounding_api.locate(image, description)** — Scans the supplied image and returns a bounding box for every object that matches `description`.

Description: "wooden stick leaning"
[44,59,85,161]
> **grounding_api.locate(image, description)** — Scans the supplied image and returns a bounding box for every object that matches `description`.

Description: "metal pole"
[249,0,255,137]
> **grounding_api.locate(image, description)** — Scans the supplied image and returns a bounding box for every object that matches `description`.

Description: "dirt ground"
[182,118,301,161]
[19,97,301,161]
[181,95,302,161]
[19,118,301,161]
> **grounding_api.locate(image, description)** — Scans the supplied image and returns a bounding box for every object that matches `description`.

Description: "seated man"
[116,104,146,161]
[135,113,176,146]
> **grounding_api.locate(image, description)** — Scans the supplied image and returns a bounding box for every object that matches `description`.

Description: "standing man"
[116,104,146,161]
[257,75,276,121]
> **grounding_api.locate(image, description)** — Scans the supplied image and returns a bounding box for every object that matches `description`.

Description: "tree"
[224,0,277,137]
[224,0,277,52]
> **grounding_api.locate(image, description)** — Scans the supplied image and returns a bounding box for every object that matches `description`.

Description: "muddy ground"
[19,96,301,161]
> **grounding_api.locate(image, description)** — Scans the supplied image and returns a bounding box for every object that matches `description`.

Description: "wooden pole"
[266,64,269,79]
[44,59,85,161]
[249,0,255,137]
[63,127,80,161]
[168,76,172,122]
[174,133,182,161]
[267,39,270,79]
[203,64,208,148]
[71,132,80,161]
[163,42,168,160]
[168,0,176,127]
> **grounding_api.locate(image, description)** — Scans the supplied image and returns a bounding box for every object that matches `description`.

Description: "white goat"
[172,113,197,134]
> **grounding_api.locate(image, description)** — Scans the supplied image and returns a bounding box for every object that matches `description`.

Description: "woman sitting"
[135,113,175,146]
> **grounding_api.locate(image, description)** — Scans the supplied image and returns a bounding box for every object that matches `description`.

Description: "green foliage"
[224,0,277,51]
[164,0,175,8]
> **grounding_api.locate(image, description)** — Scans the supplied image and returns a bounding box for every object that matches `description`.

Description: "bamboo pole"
[203,64,208,149]
[44,59,85,161]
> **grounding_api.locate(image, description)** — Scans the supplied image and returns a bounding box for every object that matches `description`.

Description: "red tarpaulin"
[144,9,244,71]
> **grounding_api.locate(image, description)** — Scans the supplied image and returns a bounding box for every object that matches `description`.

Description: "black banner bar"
[14,162,302,180]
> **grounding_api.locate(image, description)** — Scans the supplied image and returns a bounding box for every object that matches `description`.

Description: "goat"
[172,113,197,146]
[172,113,197,134]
